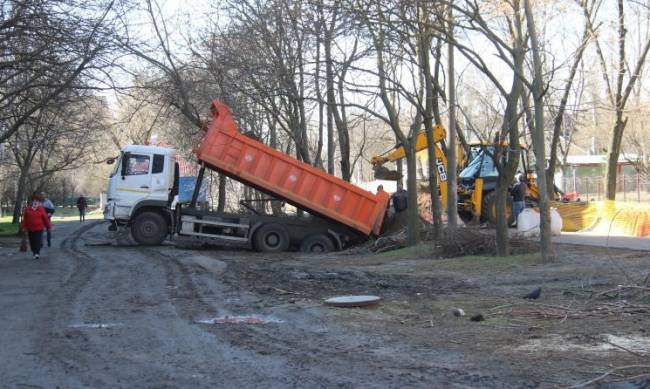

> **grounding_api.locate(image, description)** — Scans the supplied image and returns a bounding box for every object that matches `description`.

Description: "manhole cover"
[324,295,381,307]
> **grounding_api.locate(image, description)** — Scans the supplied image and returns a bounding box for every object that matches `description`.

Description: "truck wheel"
[253,223,290,252]
[300,234,335,253]
[481,191,515,227]
[132,211,168,245]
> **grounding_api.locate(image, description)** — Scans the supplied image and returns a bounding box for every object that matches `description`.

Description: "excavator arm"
[371,125,447,166]
[370,125,449,211]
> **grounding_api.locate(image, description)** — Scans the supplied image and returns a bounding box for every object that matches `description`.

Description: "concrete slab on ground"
[553,232,650,251]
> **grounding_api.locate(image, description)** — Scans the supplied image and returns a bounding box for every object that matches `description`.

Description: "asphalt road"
[0,221,532,388]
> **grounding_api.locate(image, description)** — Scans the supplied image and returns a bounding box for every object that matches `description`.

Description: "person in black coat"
[511,174,527,222]
[76,195,88,222]
[391,183,408,213]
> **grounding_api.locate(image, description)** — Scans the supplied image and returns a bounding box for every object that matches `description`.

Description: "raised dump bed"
[194,101,390,236]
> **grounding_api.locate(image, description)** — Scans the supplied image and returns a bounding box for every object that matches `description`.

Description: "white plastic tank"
[517,208,562,236]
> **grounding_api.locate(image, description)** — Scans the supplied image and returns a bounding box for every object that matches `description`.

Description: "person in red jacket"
[20,194,52,259]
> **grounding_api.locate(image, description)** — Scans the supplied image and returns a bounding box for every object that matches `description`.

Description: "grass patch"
[432,253,542,273]
[375,244,437,260]
[0,218,19,237]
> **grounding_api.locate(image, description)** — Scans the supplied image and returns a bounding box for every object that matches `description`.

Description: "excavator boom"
[371,125,450,211]
[371,125,447,166]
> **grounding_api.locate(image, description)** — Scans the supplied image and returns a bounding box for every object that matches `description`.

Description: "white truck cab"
[104,145,178,244]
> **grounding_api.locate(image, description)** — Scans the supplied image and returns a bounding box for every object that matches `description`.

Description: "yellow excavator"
[371,127,544,225]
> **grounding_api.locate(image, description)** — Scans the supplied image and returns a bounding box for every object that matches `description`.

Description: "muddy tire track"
[35,222,104,386]
[139,248,217,321]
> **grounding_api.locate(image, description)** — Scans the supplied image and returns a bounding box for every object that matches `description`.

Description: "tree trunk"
[336,80,351,182]
[494,178,510,255]
[326,108,335,175]
[324,30,351,181]
[524,0,554,261]
[494,0,525,256]
[314,35,324,169]
[405,142,420,246]
[12,167,29,224]
[217,173,226,213]
[605,116,627,200]
[396,157,404,189]
[425,128,442,239]
[324,34,336,176]
[418,4,442,239]
[446,2,458,228]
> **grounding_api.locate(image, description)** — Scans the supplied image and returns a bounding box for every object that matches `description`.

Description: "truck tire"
[481,191,515,227]
[253,223,290,252]
[300,234,335,253]
[132,211,168,245]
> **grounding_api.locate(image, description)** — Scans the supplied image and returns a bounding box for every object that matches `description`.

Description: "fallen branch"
[593,285,650,299]
[566,365,650,388]
[611,373,650,382]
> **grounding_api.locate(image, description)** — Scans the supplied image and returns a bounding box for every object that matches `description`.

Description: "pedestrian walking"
[76,195,87,222]
[20,194,52,259]
[511,174,527,223]
[41,192,55,247]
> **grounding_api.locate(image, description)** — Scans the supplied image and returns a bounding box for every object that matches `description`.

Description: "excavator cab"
[458,146,500,191]
[456,144,528,225]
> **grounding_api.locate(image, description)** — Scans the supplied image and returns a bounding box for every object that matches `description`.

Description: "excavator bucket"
[374,165,403,181]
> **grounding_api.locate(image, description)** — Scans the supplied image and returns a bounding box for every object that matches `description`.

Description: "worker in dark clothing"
[392,184,408,213]
[76,195,88,222]
[511,174,527,222]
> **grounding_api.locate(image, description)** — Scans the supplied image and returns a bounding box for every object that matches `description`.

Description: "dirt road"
[1,221,648,388]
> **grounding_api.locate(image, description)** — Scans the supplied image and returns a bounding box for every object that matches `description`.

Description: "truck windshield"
[459,148,499,179]
[110,155,121,177]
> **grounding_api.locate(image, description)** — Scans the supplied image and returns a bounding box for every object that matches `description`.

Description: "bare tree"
[0,0,118,143]
[545,0,596,197]
[7,93,107,222]
[586,0,650,200]
[441,0,526,255]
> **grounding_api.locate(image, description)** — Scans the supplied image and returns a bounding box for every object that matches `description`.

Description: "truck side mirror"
[120,152,130,179]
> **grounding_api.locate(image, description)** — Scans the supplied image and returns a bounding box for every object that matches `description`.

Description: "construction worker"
[512,174,527,223]
[392,183,408,213]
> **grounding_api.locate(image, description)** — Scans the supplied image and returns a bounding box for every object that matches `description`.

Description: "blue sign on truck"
[178,176,208,203]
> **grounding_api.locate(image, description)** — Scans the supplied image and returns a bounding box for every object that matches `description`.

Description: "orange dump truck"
[104,100,389,252]
[195,101,390,236]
